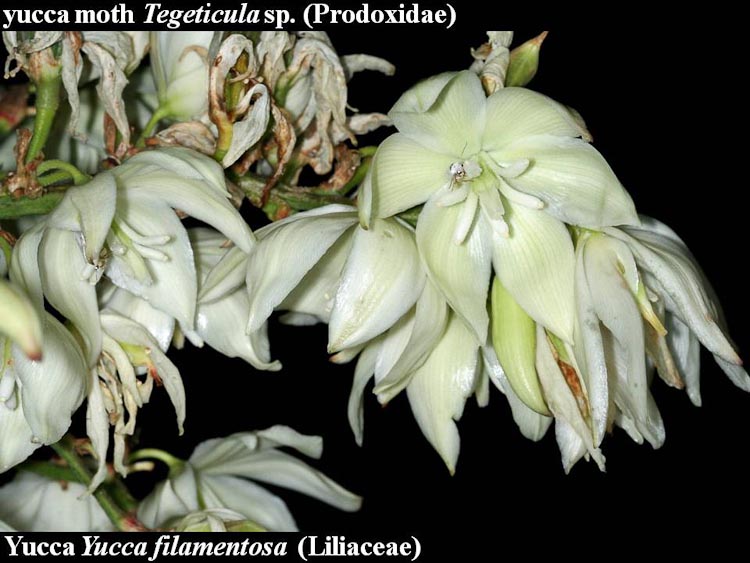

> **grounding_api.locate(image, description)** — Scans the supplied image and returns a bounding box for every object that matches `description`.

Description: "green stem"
[50,438,145,532]
[26,69,61,164]
[37,160,91,185]
[212,121,233,163]
[18,460,83,484]
[136,106,169,147]
[0,190,64,219]
[105,478,139,513]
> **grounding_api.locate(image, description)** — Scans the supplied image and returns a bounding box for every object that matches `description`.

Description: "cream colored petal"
[370,133,454,219]
[329,219,425,352]
[494,135,638,227]
[390,71,486,156]
[406,315,480,474]
[483,87,589,151]
[416,190,492,344]
[492,202,576,342]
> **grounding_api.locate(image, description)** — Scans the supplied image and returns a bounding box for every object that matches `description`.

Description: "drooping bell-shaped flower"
[172,508,264,532]
[150,31,217,121]
[201,204,424,362]
[0,313,87,472]
[184,228,280,371]
[12,147,254,366]
[86,311,186,490]
[0,472,113,532]
[137,426,361,531]
[360,70,637,346]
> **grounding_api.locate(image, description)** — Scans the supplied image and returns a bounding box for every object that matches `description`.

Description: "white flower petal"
[416,190,492,344]
[492,203,576,342]
[86,369,110,491]
[482,87,589,151]
[329,219,425,352]
[223,83,271,167]
[0,401,39,472]
[0,472,113,531]
[110,197,197,330]
[118,170,253,254]
[495,135,638,227]
[12,314,87,444]
[102,286,175,352]
[0,279,42,360]
[389,71,457,114]
[603,332,665,448]
[535,325,604,471]
[9,225,45,310]
[370,133,454,219]
[198,246,248,304]
[348,342,378,446]
[101,312,186,434]
[280,234,352,324]
[555,419,588,474]
[406,315,480,474]
[198,449,361,513]
[150,31,215,119]
[197,289,281,372]
[46,172,117,263]
[665,313,701,406]
[375,280,449,403]
[38,229,101,366]
[610,224,742,366]
[246,207,357,333]
[573,241,610,446]
[125,147,227,195]
[200,474,297,532]
[138,466,199,528]
[390,71,486,156]
[583,235,648,425]
[482,345,552,442]
[190,426,323,470]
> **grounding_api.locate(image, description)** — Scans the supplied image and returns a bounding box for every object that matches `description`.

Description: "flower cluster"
[0,29,744,531]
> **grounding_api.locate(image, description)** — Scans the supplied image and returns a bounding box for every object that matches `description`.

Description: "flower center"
[439,153,546,244]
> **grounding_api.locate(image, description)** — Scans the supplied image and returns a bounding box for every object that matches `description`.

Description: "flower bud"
[490,277,549,415]
[505,31,548,87]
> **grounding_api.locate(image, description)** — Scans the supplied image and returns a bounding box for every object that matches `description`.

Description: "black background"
[3,8,749,557]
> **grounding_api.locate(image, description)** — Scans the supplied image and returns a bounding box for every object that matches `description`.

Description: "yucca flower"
[0,472,112,532]
[0,313,87,471]
[150,31,216,122]
[137,426,361,531]
[360,70,637,345]
[198,204,425,359]
[12,147,254,367]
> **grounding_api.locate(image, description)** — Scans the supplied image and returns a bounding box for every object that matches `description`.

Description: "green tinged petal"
[494,135,638,228]
[390,71,486,157]
[492,203,576,342]
[370,133,454,219]
[329,219,425,352]
[416,190,492,344]
[406,314,480,474]
[483,87,588,151]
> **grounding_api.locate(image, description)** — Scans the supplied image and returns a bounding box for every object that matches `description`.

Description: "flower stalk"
[50,436,147,532]
[25,57,62,163]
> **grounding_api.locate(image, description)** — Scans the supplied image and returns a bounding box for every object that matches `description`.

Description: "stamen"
[80,263,96,281]
[499,178,545,209]
[453,191,479,245]
[117,221,171,247]
[436,183,469,207]
[492,158,530,179]
[0,371,16,403]
[133,244,170,262]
